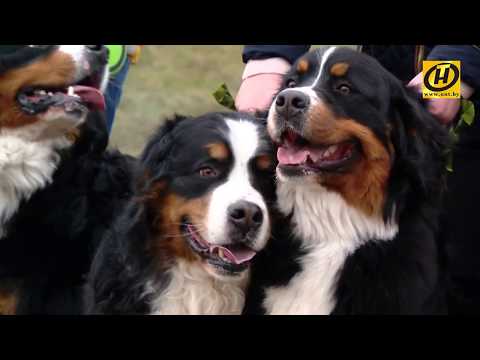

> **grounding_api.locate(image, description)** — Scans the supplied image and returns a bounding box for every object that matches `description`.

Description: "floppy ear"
[73,110,109,155]
[141,114,187,167]
[388,84,450,207]
[138,114,188,199]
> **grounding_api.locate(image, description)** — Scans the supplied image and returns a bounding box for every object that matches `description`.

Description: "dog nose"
[228,201,263,236]
[275,90,310,117]
[85,45,108,65]
[86,45,104,52]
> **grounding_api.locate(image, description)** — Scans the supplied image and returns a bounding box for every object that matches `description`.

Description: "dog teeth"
[68,86,80,98]
[324,145,338,158]
[218,248,225,259]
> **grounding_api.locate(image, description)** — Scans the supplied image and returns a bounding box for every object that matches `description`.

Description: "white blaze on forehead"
[206,119,270,251]
[226,119,259,170]
[271,47,338,117]
[311,46,337,89]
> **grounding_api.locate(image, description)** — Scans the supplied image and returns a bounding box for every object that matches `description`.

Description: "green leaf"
[449,127,459,144]
[460,99,475,126]
[446,151,454,172]
[213,83,236,111]
[446,99,476,172]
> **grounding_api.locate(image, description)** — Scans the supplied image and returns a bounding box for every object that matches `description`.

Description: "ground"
[110,45,352,156]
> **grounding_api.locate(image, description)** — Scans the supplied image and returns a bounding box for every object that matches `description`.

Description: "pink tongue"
[212,245,256,265]
[277,146,309,165]
[187,224,256,265]
[72,85,105,111]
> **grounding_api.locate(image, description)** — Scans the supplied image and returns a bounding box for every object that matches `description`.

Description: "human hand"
[407,72,474,125]
[235,73,284,113]
[235,58,291,113]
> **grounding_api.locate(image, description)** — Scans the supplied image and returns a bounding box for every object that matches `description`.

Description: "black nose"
[228,201,263,236]
[85,45,109,68]
[275,90,310,117]
[85,45,104,52]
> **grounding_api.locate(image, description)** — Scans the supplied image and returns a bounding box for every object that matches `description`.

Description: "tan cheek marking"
[0,51,76,129]
[297,59,309,74]
[330,62,350,77]
[205,142,229,161]
[0,289,19,315]
[149,191,212,264]
[323,120,391,217]
[256,155,273,170]
[304,103,391,217]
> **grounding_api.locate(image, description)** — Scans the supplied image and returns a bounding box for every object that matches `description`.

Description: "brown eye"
[286,79,297,88]
[337,84,351,94]
[199,167,218,177]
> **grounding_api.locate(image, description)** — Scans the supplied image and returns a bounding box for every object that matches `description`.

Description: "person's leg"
[442,147,480,314]
[104,59,131,134]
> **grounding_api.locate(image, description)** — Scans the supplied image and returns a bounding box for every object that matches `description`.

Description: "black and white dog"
[0,45,135,314]
[87,112,276,314]
[244,47,450,314]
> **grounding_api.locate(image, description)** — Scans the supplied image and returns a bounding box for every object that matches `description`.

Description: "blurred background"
[110,45,348,156]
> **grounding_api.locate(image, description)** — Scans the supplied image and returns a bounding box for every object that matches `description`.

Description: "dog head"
[140,112,276,280]
[0,45,108,141]
[268,47,449,220]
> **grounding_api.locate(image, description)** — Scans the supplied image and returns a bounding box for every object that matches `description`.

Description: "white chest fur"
[0,129,71,239]
[149,259,249,315]
[263,180,398,315]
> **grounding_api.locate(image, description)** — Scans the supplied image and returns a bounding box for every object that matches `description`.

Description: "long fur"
[0,111,137,314]
[87,113,276,315]
[244,48,450,315]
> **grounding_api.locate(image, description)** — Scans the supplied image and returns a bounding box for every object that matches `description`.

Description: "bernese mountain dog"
[243,46,450,315]
[86,112,276,315]
[0,45,136,314]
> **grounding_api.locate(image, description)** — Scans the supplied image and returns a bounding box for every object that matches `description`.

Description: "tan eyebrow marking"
[297,59,309,74]
[330,62,350,77]
[205,142,229,160]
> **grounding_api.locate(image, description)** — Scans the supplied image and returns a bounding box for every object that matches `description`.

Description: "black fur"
[86,112,276,314]
[0,111,137,314]
[244,48,450,314]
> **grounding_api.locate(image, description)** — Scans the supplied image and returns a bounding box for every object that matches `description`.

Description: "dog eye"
[198,167,218,178]
[286,79,297,88]
[336,83,351,95]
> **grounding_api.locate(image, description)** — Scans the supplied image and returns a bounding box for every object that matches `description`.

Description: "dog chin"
[202,261,249,282]
[276,166,317,185]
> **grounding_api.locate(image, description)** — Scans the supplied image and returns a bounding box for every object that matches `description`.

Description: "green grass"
[110,45,356,156]
[110,45,245,156]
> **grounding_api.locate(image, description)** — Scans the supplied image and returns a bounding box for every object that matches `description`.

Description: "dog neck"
[262,179,399,315]
[147,259,249,315]
[277,179,399,250]
[0,123,73,239]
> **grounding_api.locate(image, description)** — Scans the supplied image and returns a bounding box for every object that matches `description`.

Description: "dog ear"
[72,110,109,155]
[389,84,450,203]
[141,114,186,164]
[138,114,189,198]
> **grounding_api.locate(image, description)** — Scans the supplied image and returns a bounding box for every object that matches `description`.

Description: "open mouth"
[16,74,105,116]
[182,222,257,275]
[277,128,359,175]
